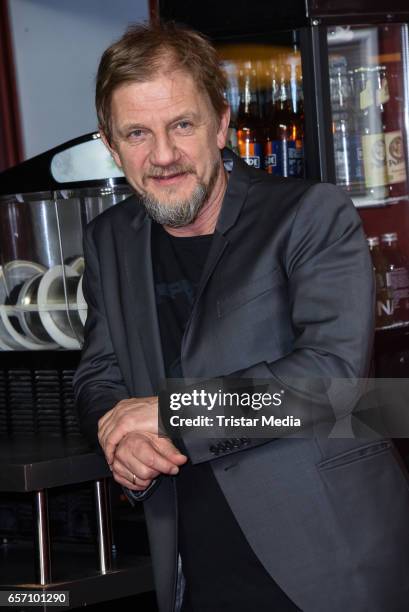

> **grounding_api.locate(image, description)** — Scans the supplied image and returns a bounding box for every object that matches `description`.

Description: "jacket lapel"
[122,209,166,393]
[181,151,251,371]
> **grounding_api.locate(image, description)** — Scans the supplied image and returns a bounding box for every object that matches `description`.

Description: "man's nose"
[150,132,180,167]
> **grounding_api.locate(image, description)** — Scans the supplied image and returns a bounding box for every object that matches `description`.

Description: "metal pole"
[94,479,112,574]
[33,490,51,585]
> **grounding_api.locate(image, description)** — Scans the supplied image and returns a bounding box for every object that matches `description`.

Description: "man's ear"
[216,105,231,150]
[99,129,123,168]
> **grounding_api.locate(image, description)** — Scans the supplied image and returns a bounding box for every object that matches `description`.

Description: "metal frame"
[31,478,113,586]
[300,25,336,182]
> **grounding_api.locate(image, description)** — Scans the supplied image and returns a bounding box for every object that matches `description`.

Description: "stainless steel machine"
[0,132,131,352]
[0,134,153,608]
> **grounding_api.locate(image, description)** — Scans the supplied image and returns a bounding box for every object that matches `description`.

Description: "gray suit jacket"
[73,150,409,612]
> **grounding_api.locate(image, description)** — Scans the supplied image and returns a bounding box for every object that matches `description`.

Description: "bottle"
[380,66,407,198]
[329,56,364,194]
[222,59,240,156]
[288,59,304,178]
[378,25,408,199]
[355,66,389,201]
[367,236,394,328]
[380,233,409,324]
[347,68,366,194]
[236,62,263,170]
[263,60,279,120]
[264,63,303,177]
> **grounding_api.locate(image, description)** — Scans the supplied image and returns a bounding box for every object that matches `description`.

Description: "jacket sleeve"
[73,224,161,502]
[73,224,131,454]
[176,183,375,464]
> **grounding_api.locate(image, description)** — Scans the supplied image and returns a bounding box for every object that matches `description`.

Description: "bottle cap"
[381,232,398,243]
[367,236,380,247]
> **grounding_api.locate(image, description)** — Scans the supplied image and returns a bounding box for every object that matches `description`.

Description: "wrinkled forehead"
[110,68,215,122]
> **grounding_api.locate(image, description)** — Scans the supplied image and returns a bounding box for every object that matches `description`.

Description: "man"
[73,22,409,612]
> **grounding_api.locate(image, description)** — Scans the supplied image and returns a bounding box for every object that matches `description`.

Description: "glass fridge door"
[327,23,409,331]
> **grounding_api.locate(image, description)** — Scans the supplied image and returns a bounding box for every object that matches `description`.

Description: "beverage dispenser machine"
[0,132,130,355]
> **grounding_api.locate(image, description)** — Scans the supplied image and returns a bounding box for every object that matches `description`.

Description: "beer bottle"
[356,66,389,201]
[263,61,279,175]
[379,65,407,198]
[348,68,365,194]
[263,60,279,119]
[383,66,407,198]
[381,232,409,324]
[264,63,303,177]
[295,63,304,124]
[367,236,394,328]
[236,62,263,170]
[221,59,240,156]
[288,59,304,178]
[378,25,408,199]
[330,56,364,194]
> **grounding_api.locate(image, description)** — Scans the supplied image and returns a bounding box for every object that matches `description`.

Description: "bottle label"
[264,140,304,177]
[386,267,409,314]
[264,152,278,170]
[376,77,390,106]
[334,130,365,189]
[362,133,387,188]
[350,134,365,188]
[385,130,407,185]
[264,140,285,175]
[287,140,304,178]
[239,141,262,169]
[387,268,409,290]
[360,80,374,110]
[377,298,394,318]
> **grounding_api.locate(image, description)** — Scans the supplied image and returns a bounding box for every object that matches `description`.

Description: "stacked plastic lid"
[0,257,85,350]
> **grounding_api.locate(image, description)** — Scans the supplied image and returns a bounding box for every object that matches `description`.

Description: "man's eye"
[129,129,144,139]
[176,121,193,131]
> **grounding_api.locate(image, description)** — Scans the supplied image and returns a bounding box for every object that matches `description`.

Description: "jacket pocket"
[315,439,409,600]
[217,268,282,317]
[317,440,392,471]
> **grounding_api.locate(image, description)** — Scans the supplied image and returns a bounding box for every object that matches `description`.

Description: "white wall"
[8,0,149,159]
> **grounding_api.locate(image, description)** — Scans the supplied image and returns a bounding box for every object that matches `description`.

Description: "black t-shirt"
[151,221,299,612]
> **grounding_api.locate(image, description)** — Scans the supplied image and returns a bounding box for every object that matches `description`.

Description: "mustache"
[145,164,196,179]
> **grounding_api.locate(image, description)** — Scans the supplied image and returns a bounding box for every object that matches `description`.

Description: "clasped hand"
[97,397,187,491]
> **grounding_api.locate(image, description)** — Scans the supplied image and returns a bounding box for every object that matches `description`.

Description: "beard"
[137,159,220,227]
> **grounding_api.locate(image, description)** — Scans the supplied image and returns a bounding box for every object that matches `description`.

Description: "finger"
[154,438,188,465]
[116,436,181,476]
[100,430,116,465]
[112,470,152,491]
[104,422,132,464]
[98,419,116,458]
[113,454,161,482]
[144,440,186,475]
[100,418,129,463]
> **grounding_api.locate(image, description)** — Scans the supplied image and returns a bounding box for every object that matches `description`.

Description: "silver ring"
[132,473,136,485]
